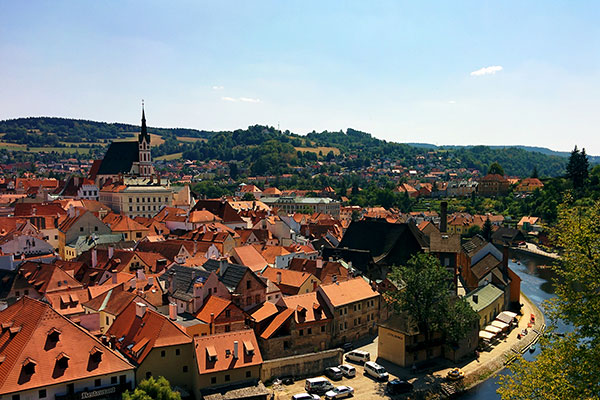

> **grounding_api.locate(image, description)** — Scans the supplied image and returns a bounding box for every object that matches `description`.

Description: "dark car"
[387,379,413,394]
[342,342,353,352]
[325,366,343,380]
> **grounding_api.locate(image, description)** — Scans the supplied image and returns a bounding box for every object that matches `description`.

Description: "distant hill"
[0,117,586,177]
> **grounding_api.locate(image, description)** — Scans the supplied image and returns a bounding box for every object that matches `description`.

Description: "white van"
[364,361,389,381]
[345,350,370,364]
[305,377,334,394]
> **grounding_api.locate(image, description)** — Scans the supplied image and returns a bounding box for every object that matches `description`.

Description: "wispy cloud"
[212,85,224,90]
[470,65,503,76]
[448,100,456,104]
[221,96,261,103]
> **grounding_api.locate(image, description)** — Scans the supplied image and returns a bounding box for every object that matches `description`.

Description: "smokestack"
[91,249,98,268]
[108,246,114,259]
[440,201,448,233]
[169,303,177,320]
[111,270,117,284]
[276,271,282,285]
[233,341,239,359]
[135,302,147,318]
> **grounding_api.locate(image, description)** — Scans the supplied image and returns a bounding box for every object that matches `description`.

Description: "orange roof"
[103,213,148,232]
[0,297,133,395]
[282,292,330,324]
[318,278,379,308]
[250,302,279,323]
[195,296,232,323]
[188,210,222,224]
[256,245,291,264]
[260,308,294,339]
[45,288,91,316]
[260,267,317,295]
[232,245,268,272]
[194,330,262,374]
[107,301,191,364]
[19,262,83,294]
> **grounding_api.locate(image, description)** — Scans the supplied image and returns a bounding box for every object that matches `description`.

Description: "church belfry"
[138,101,153,178]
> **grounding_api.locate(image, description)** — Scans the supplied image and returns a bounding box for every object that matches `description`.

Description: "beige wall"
[378,325,407,367]
[136,344,193,391]
[193,365,261,398]
[476,293,505,328]
[260,349,342,382]
[330,296,380,345]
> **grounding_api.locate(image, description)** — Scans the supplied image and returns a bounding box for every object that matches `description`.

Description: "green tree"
[241,193,256,201]
[565,145,589,189]
[229,162,239,180]
[387,254,478,346]
[488,162,505,176]
[498,199,600,399]
[481,217,493,241]
[531,166,539,179]
[122,376,181,400]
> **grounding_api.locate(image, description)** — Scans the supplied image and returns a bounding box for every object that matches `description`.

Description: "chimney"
[169,303,177,320]
[276,271,282,285]
[168,272,175,294]
[136,269,146,281]
[91,249,98,268]
[233,341,239,359]
[32,207,37,216]
[109,335,116,349]
[148,276,154,286]
[108,246,114,259]
[502,245,509,272]
[130,279,136,290]
[316,259,323,269]
[111,269,118,284]
[135,302,147,318]
[68,205,75,218]
[210,313,215,335]
[440,201,448,233]
[473,294,479,304]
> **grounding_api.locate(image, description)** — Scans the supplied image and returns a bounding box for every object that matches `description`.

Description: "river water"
[458,255,566,399]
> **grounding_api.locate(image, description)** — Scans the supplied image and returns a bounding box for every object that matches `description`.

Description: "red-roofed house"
[195,295,248,334]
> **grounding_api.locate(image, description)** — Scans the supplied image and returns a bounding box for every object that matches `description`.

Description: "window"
[129,198,133,203]
[39,389,47,399]
[225,374,230,382]
[80,227,84,232]
[176,348,180,356]
[106,316,110,324]
[211,377,217,384]
[284,341,290,349]
[111,376,117,384]
[67,383,74,394]
[161,350,165,357]
[339,323,343,331]
[299,329,303,336]
[246,296,251,305]
[136,232,142,238]
[13,395,20,400]
[358,317,361,324]
[120,375,127,384]
[246,370,252,378]
[225,325,231,332]
[255,294,260,303]
[94,226,98,231]
[95,378,101,387]
[146,371,152,379]
[308,328,312,334]
[246,280,251,289]
[225,310,230,318]
[183,365,188,373]
[321,325,325,333]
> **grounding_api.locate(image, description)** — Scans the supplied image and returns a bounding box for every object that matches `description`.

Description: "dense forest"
[0,117,590,177]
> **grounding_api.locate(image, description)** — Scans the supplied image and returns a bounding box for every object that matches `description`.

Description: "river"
[458,254,566,399]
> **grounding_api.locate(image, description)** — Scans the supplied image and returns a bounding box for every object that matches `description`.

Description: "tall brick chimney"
[440,201,448,233]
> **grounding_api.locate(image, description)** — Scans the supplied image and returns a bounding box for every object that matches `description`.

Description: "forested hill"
[0,117,581,177]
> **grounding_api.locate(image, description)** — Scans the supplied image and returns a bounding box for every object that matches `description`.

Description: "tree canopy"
[498,198,600,399]
[488,162,505,176]
[566,145,589,189]
[122,376,181,400]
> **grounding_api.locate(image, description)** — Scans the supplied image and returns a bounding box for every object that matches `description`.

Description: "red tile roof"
[318,278,379,308]
[195,295,232,323]
[194,330,262,374]
[0,297,133,395]
[260,308,294,339]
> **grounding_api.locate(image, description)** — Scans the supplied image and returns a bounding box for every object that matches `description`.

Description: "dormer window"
[207,346,218,362]
[47,328,61,343]
[56,352,69,369]
[22,357,36,374]
[90,347,103,363]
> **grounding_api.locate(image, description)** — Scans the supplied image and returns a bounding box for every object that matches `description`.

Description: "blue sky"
[1,1,599,153]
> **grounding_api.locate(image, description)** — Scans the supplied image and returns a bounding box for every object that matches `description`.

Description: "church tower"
[138,102,153,178]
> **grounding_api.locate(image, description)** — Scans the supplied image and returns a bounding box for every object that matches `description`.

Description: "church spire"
[139,100,150,143]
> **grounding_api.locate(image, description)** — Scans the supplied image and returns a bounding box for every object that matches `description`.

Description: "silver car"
[292,394,320,400]
[324,386,354,400]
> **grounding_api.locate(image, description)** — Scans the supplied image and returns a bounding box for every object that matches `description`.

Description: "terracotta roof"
[107,301,191,364]
[0,297,133,395]
[288,258,349,285]
[281,292,330,324]
[194,330,262,374]
[259,308,294,339]
[250,302,279,323]
[103,213,149,232]
[232,246,268,272]
[188,210,222,224]
[318,277,379,308]
[18,262,83,294]
[260,267,317,295]
[195,296,233,323]
[13,203,66,217]
[45,287,91,316]
[255,245,291,264]
[82,285,139,316]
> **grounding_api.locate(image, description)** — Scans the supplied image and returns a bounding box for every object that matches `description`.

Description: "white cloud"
[448,100,456,104]
[470,65,503,76]
[239,97,261,103]
[212,85,224,90]
[221,96,261,103]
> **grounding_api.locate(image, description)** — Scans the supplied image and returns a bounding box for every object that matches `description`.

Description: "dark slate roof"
[471,253,502,280]
[491,227,525,246]
[158,264,211,302]
[0,269,17,300]
[429,231,461,253]
[462,235,488,258]
[203,259,265,292]
[337,219,429,266]
[321,247,373,274]
[96,141,139,175]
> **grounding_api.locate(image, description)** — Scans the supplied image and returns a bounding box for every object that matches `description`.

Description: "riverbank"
[435,292,546,397]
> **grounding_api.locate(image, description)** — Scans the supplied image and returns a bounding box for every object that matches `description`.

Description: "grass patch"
[177,136,207,143]
[156,152,183,161]
[123,132,165,145]
[295,146,340,155]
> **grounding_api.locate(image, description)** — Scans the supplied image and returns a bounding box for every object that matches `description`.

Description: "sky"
[1,1,599,154]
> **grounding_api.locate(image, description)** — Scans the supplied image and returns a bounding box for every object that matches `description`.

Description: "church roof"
[96,141,139,176]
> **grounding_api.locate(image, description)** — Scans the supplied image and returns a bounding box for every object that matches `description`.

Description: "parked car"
[387,379,413,394]
[344,350,370,364]
[325,367,343,380]
[305,377,334,395]
[292,394,320,400]
[324,386,354,400]
[342,342,353,352]
[364,361,389,381]
[338,364,356,378]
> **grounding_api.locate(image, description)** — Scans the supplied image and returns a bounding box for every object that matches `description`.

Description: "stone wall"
[260,349,343,382]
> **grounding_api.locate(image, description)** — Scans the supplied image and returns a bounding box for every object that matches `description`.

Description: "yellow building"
[465,282,505,328]
[99,178,173,219]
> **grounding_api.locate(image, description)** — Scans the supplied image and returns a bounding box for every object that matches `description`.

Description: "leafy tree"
[488,162,505,176]
[229,162,239,180]
[566,145,589,189]
[498,199,600,399]
[241,193,256,201]
[531,166,539,179]
[122,376,181,400]
[387,254,478,346]
[481,217,493,241]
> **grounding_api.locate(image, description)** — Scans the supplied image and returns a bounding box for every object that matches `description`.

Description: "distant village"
[0,109,548,400]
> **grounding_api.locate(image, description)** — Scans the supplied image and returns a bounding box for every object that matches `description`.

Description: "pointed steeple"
[139,100,150,143]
